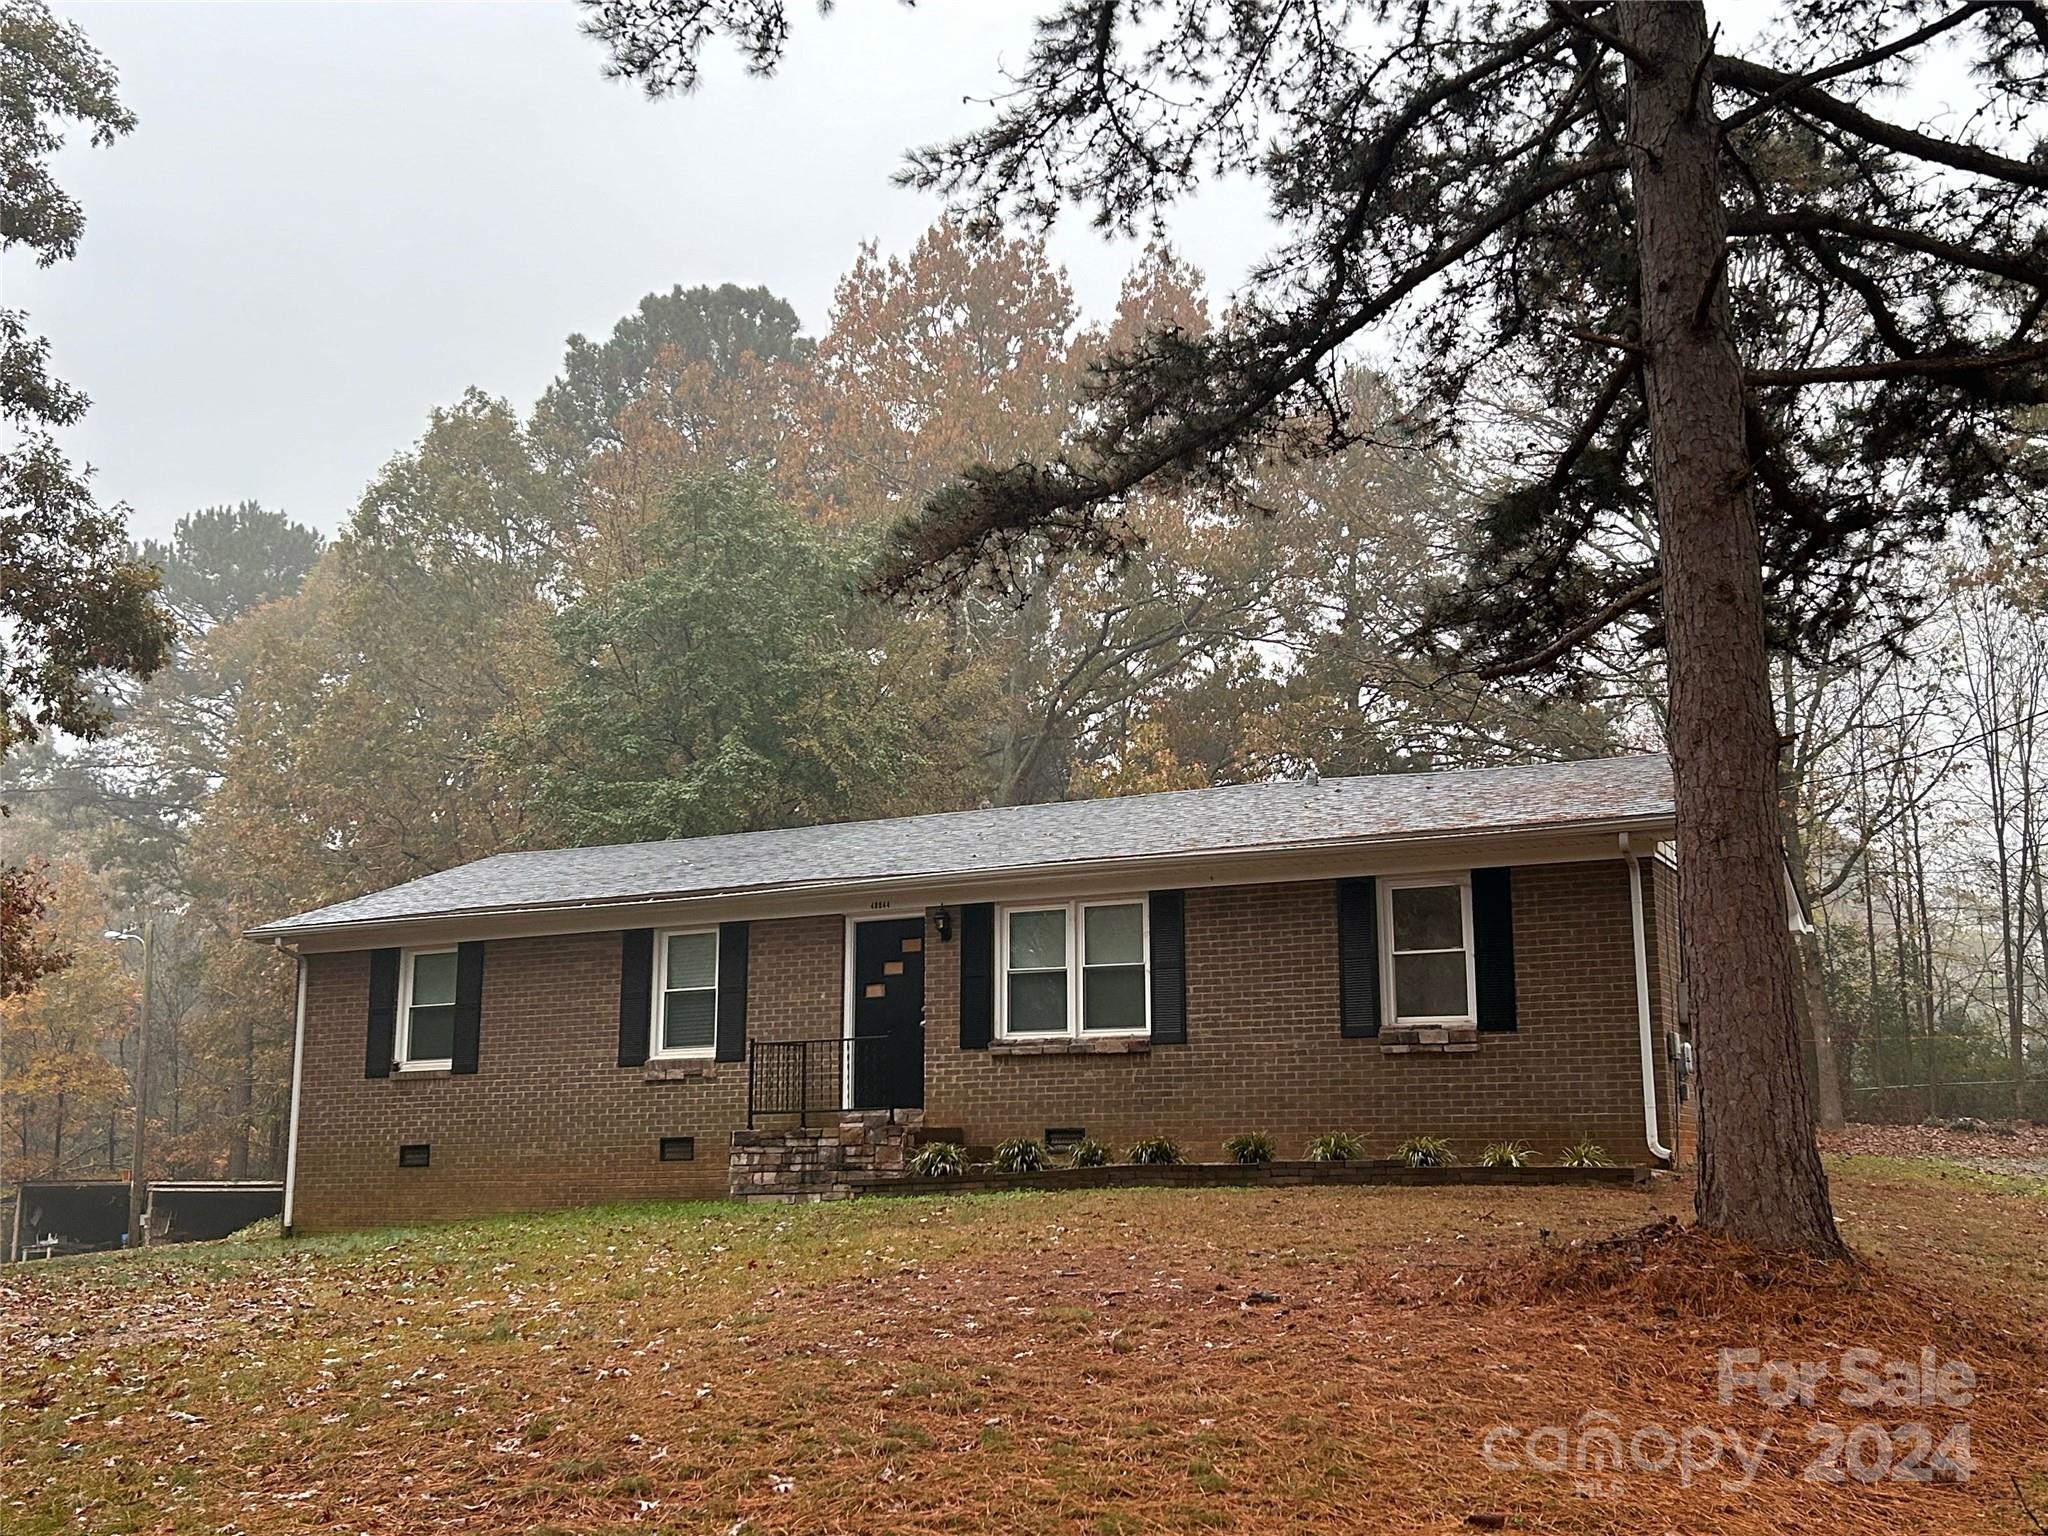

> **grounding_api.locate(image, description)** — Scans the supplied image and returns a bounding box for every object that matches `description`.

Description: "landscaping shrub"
[1066,1138,1108,1168]
[1223,1131,1276,1164]
[1305,1131,1364,1162]
[1478,1140,1534,1169]
[992,1138,1048,1173]
[1125,1135,1183,1165]
[1560,1138,1612,1168]
[909,1141,967,1178]
[1394,1135,1454,1168]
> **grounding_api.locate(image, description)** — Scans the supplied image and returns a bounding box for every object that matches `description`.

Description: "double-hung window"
[654,929,719,1058]
[397,948,458,1069]
[1380,877,1475,1026]
[999,898,1149,1039]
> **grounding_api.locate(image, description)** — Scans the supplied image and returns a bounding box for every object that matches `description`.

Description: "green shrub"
[1394,1135,1454,1169]
[1125,1134,1183,1165]
[992,1138,1048,1173]
[1066,1138,1108,1168]
[1478,1140,1534,1169]
[1223,1131,1276,1164]
[909,1141,967,1178]
[1305,1131,1364,1162]
[1560,1138,1612,1168]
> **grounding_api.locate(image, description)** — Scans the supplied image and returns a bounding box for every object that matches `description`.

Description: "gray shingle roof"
[248,753,1673,938]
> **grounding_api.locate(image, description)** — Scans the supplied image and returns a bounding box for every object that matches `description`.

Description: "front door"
[851,917,926,1110]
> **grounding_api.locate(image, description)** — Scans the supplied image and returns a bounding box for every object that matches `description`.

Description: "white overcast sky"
[8,1,1274,545]
[9,4,1980,549]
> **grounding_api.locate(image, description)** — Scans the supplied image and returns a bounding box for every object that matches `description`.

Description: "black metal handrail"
[747,1028,924,1127]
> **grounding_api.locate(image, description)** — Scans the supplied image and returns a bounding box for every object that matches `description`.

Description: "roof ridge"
[443,751,1674,867]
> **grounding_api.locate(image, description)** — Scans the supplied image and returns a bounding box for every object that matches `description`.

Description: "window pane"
[1394,951,1469,1019]
[1008,909,1066,970]
[1391,885,1464,952]
[663,988,716,1051]
[1007,971,1068,1033]
[411,950,458,1007]
[666,931,717,990]
[1083,903,1143,966]
[1083,965,1146,1031]
[408,1003,455,1062]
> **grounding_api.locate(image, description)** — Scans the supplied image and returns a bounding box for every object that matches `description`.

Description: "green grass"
[4,1171,2045,1535]
[1833,1152,2048,1200]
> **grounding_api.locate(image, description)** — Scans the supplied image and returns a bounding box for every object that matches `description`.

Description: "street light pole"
[127,914,154,1249]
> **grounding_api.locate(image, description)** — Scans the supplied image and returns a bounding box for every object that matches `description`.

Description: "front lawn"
[3,1161,2044,1534]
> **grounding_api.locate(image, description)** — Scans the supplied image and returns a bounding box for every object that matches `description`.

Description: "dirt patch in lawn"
[2,1172,2044,1536]
[1825,1121,2048,1180]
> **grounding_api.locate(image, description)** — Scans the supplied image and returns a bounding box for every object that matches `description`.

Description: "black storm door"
[852,917,926,1110]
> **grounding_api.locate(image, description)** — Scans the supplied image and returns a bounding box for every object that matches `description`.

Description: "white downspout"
[1622,833,1673,1163]
[281,946,307,1235]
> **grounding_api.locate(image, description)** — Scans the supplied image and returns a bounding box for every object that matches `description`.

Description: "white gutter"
[280,947,307,1235]
[1621,833,1673,1163]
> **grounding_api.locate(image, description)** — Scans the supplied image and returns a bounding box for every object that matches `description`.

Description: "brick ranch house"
[250,754,1701,1232]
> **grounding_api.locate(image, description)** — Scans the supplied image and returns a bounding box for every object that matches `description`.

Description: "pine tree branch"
[1748,341,2048,387]
[1545,3,1654,70]
[1718,4,1996,135]
[874,147,1629,594]
[1728,211,2048,290]
[1714,53,2048,187]
[1475,574,1664,680]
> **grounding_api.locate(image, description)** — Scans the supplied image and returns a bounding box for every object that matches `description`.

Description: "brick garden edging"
[844,1160,1648,1198]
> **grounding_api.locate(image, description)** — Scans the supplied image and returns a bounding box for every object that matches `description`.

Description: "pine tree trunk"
[1617,1,1845,1255]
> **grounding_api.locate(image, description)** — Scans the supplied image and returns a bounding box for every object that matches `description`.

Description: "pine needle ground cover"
[3,1161,2044,1535]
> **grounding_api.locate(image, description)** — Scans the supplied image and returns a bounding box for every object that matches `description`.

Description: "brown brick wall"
[289,915,842,1231]
[290,861,1672,1231]
[924,861,1667,1163]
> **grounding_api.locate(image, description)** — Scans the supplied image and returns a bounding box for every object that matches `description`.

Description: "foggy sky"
[7,2,1273,544]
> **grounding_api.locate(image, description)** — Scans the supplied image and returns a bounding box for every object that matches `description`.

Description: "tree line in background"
[1,227,1619,1186]
[5,220,2041,1189]
[1,1,2042,1235]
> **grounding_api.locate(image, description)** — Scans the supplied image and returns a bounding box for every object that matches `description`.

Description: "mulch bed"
[849,1160,1647,1198]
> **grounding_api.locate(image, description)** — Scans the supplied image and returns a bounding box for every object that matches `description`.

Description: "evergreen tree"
[581,0,2048,1254]
[527,475,923,843]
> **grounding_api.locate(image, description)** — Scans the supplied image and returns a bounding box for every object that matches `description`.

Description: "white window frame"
[395,946,458,1071]
[651,926,720,1061]
[1378,874,1477,1027]
[996,896,1151,1041]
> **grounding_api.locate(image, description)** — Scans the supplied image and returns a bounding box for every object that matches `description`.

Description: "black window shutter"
[1472,866,1518,1032]
[1336,878,1380,1037]
[1148,890,1187,1044]
[450,940,485,1074]
[366,947,400,1077]
[959,902,994,1049]
[617,928,654,1067]
[714,921,750,1062]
